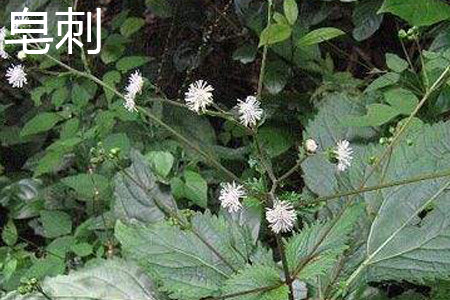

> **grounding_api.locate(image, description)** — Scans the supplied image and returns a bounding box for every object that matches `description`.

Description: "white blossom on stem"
[237,96,263,127]
[123,70,144,112]
[219,181,246,213]
[266,200,297,234]
[334,140,353,171]
[6,64,27,88]
[185,80,214,113]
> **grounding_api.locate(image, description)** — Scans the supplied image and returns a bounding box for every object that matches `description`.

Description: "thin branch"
[257,0,272,99]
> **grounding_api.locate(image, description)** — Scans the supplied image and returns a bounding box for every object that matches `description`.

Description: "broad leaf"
[259,24,292,47]
[221,264,288,300]
[379,0,450,27]
[352,0,383,41]
[365,72,400,92]
[386,53,409,73]
[20,112,63,137]
[114,149,177,223]
[297,27,345,47]
[284,0,298,25]
[1,259,161,300]
[115,211,255,300]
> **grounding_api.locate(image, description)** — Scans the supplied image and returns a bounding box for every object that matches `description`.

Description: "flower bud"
[304,139,318,153]
[17,50,27,60]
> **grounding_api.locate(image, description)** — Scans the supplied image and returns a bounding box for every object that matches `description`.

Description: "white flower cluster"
[266,200,297,234]
[1,26,28,89]
[123,70,144,112]
[334,140,353,171]
[219,181,246,213]
[185,80,264,128]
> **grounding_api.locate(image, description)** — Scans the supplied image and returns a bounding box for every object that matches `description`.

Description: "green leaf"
[51,87,69,107]
[383,87,419,115]
[352,0,384,41]
[233,44,257,64]
[359,122,450,283]
[286,204,363,282]
[259,24,292,47]
[103,71,122,102]
[115,211,254,300]
[257,126,294,158]
[302,92,377,196]
[120,17,145,38]
[345,104,399,127]
[284,0,298,25]
[379,0,450,27]
[114,149,177,223]
[264,59,290,94]
[71,243,93,257]
[386,53,409,73]
[62,174,110,200]
[146,0,172,18]
[101,34,127,65]
[221,264,289,300]
[297,27,345,47]
[116,56,151,73]
[20,112,63,137]
[2,219,18,246]
[145,151,174,178]
[2,259,162,300]
[40,210,72,238]
[183,170,208,208]
[365,72,400,92]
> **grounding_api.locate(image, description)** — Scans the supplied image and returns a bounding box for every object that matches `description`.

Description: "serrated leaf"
[2,259,161,300]
[259,24,292,47]
[115,211,255,300]
[221,264,288,300]
[114,149,177,223]
[297,27,345,47]
[379,0,450,27]
[20,112,63,137]
[145,151,174,178]
[40,210,72,238]
[284,0,298,25]
[386,53,409,73]
[286,204,363,282]
[233,44,257,64]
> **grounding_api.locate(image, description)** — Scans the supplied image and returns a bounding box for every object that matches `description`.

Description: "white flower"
[185,80,214,113]
[237,96,263,127]
[219,181,246,213]
[123,70,144,112]
[6,64,27,88]
[17,50,27,61]
[0,27,8,59]
[266,200,297,234]
[334,140,353,171]
[305,139,318,153]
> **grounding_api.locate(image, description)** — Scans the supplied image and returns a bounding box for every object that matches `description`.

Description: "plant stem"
[257,0,272,99]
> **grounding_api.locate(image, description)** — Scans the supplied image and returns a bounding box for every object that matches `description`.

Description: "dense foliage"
[1,0,450,299]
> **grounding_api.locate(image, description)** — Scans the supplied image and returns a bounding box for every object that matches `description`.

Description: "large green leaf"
[379,0,450,27]
[259,24,292,47]
[285,203,363,282]
[115,211,255,300]
[221,264,288,300]
[20,112,63,137]
[1,259,161,300]
[352,0,384,41]
[114,149,177,223]
[360,122,450,283]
